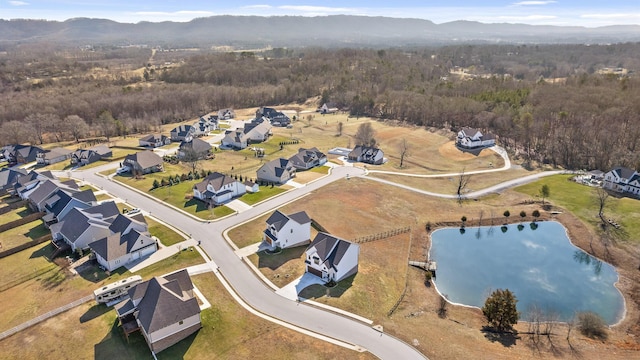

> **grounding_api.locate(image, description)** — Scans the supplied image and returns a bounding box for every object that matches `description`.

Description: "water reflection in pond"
[430,221,624,324]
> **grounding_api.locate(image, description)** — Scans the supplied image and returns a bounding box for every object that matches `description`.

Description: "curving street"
[70,148,565,359]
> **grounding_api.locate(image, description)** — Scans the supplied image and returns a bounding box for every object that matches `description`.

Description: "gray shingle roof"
[27,180,59,205]
[612,166,636,180]
[307,232,356,270]
[133,270,200,334]
[194,172,238,194]
[265,210,289,231]
[124,151,163,170]
[89,229,153,261]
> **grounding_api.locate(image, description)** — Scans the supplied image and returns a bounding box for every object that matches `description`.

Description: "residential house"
[192,118,215,137]
[305,232,359,283]
[221,129,247,149]
[170,125,195,142]
[3,144,45,165]
[348,145,384,165]
[26,180,64,212]
[256,106,290,127]
[178,138,212,160]
[42,188,96,227]
[14,170,61,199]
[192,172,246,206]
[263,210,311,249]
[256,158,296,184]
[88,214,156,271]
[70,145,112,166]
[217,108,235,120]
[317,102,339,114]
[221,117,272,149]
[123,151,164,175]
[603,167,640,196]
[36,147,73,165]
[244,180,259,193]
[0,168,28,194]
[139,134,171,148]
[288,147,327,170]
[456,127,496,148]
[50,201,120,252]
[114,269,201,353]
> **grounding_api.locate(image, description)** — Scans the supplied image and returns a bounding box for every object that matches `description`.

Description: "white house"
[305,232,359,283]
[456,127,496,148]
[114,269,201,353]
[348,145,384,165]
[263,210,311,249]
[221,118,272,149]
[192,172,246,206]
[603,167,640,196]
[257,158,296,184]
[88,213,157,271]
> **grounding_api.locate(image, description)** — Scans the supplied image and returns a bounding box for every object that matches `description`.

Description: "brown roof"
[125,151,162,170]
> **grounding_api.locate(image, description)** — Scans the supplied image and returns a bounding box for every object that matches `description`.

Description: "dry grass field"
[229,176,640,359]
[0,271,375,360]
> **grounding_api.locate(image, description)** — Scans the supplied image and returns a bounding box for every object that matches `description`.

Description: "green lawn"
[239,186,287,205]
[0,205,32,225]
[514,174,640,243]
[0,219,49,251]
[147,218,186,246]
[0,242,57,291]
[95,193,113,201]
[308,165,330,174]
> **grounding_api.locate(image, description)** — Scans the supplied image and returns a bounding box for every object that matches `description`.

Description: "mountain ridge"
[0,15,638,47]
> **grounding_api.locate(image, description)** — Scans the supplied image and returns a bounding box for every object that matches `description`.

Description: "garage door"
[307,267,323,278]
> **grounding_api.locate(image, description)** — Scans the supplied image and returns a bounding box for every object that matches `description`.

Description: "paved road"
[75,164,427,360]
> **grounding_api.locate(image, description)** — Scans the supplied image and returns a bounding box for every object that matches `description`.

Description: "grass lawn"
[0,271,374,360]
[147,218,186,246]
[0,245,204,333]
[514,174,640,243]
[0,219,49,251]
[96,193,113,201]
[116,167,234,220]
[0,204,32,225]
[239,185,287,205]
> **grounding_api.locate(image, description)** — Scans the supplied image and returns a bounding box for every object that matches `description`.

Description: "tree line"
[1,43,639,170]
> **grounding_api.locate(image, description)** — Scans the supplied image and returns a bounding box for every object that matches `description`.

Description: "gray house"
[288,147,327,170]
[256,158,296,184]
[170,125,195,142]
[36,147,73,165]
[139,134,171,148]
[114,269,201,353]
[123,151,164,174]
[43,188,97,227]
[70,145,112,166]
[178,138,212,160]
[50,201,120,252]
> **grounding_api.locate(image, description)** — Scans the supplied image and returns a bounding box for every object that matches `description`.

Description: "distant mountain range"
[1,15,639,47]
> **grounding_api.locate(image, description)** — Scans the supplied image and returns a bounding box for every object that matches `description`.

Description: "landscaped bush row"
[150,170,276,190]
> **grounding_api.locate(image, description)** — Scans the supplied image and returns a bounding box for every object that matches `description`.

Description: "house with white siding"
[603,166,640,196]
[263,210,311,250]
[456,128,496,148]
[192,172,246,206]
[305,232,359,283]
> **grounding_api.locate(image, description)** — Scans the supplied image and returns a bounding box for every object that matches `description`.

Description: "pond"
[430,221,624,324]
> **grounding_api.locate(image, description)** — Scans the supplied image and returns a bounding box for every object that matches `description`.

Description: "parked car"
[116,166,130,175]
[127,208,141,216]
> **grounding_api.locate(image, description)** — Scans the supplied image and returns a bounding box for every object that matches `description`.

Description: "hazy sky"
[1,1,639,27]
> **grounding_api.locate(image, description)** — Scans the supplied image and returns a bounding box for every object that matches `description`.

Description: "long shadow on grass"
[78,263,128,283]
[29,243,55,259]
[257,246,306,271]
[184,198,208,213]
[481,326,519,347]
[298,274,356,299]
[80,303,112,323]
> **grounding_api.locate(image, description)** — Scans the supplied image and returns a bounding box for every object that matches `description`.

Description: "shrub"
[520,210,526,219]
[577,311,608,340]
[461,216,467,223]
[152,179,160,189]
[532,210,541,219]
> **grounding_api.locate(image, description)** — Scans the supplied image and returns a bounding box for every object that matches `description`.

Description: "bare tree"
[0,120,29,145]
[354,122,377,147]
[181,147,202,174]
[95,110,116,142]
[25,113,48,144]
[336,121,343,136]
[64,115,89,143]
[456,168,471,204]
[398,138,410,168]
[595,187,609,220]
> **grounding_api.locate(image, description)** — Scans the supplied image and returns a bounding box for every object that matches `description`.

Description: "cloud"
[242,5,272,9]
[512,1,556,5]
[8,1,29,6]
